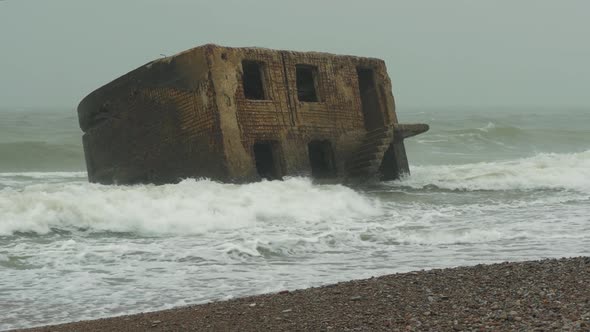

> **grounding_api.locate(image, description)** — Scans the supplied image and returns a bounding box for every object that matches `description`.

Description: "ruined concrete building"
[78,44,428,184]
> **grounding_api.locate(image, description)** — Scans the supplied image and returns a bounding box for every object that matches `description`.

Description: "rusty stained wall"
[79,47,227,184]
[206,45,399,180]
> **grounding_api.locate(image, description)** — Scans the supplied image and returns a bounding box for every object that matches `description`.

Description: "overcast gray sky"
[0,0,588,109]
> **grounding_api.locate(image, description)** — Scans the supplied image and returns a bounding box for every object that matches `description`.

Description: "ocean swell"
[0,141,84,172]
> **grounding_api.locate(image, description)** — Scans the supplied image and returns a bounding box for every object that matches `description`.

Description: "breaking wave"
[409,115,590,166]
[1,151,589,236]
[0,177,381,236]
[395,150,590,193]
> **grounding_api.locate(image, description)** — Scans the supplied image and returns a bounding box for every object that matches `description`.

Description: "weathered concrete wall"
[205,45,399,180]
[78,47,227,184]
[78,44,417,184]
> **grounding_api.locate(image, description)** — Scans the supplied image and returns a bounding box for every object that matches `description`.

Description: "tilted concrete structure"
[78,44,428,184]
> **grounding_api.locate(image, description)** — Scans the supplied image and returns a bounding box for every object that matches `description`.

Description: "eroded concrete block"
[78,44,428,184]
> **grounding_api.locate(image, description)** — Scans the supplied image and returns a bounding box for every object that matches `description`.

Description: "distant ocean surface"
[1,107,589,330]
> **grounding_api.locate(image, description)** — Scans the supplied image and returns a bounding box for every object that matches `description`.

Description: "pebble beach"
[16,257,590,331]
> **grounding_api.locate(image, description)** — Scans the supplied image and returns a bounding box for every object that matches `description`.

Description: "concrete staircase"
[346,126,395,179]
[346,123,429,180]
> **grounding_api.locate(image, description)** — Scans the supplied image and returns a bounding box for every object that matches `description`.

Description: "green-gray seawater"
[1,107,588,330]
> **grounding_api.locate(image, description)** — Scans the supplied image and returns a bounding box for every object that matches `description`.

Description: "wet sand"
[16,257,590,331]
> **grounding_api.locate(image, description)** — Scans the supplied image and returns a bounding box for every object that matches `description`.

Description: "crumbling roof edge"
[78,44,385,121]
[152,43,385,64]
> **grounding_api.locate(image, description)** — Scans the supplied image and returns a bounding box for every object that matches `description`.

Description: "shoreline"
[15,257,590,331]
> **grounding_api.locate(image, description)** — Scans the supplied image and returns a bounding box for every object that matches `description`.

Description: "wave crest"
[395,151,590,192]
[0,178,381,236]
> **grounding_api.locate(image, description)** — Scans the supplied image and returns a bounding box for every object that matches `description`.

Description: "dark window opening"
[308,140,336,178]
[242,60,267,100]
[253,141,282,180]
[296,65,319,102]
[357,67,384,131]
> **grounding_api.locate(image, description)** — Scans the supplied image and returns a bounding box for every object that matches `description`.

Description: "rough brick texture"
[77,44,426,184]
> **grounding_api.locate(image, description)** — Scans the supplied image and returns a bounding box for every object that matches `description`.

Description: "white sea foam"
[1,151,588,238]
[2,158,590,330]
[397,150,590,193]
[0,177,381,236]
[3,106,590,330]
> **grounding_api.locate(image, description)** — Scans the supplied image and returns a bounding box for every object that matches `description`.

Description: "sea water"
[1,107,589,330]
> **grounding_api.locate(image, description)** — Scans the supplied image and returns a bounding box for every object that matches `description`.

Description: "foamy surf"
[0,177,381,236]
[2,109,589,330]
[394,150,590,193]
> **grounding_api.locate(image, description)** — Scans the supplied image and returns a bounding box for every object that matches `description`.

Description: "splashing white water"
[397,150,590,193]
[0,177,381,236]
[1,152,589,330]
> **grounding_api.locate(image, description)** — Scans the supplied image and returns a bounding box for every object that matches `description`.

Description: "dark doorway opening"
[253,142,282,180]
[308,140,336,178]
[242,60,267,100]
[296,65,319,102]
[357,67,383,131]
